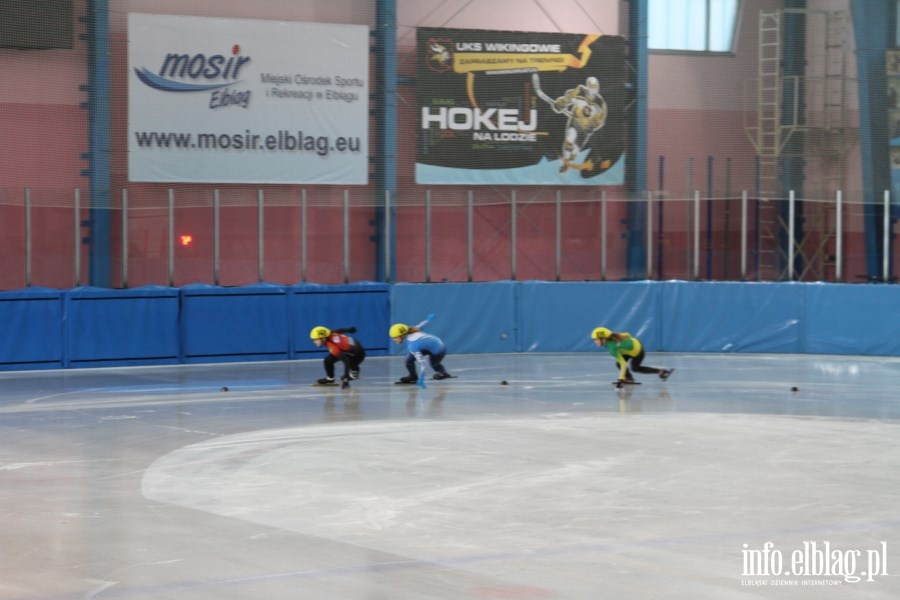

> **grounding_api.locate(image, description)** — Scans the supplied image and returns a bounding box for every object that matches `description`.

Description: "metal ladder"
[746,9,850,281]
[752,10,783,280]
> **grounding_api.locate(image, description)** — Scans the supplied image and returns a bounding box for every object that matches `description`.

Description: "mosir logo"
[134,44,251,93]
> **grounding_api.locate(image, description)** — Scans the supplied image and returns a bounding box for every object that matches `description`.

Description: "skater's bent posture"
[390,317,452,387]
[591,327,672,387]
[310,326,365,388]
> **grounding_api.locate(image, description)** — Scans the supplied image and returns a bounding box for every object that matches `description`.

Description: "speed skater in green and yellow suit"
[591,327,673,387]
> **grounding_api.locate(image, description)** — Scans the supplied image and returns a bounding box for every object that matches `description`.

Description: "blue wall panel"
[804,283,900,355]
[0,287,64,370]
[390,282,518,355]
[519,281,660,352]
[65,285,179,367]
[660,282,803,353]
[180,283,289,364]
[394,281,860,356]
[290,282,390,359]
[1,281,899,373]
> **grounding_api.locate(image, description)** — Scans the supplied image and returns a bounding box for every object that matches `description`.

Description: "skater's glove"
[341,376,350,389]
[417,372,427,389]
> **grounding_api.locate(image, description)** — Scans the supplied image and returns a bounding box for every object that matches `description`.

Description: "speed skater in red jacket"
[309,326,366,388]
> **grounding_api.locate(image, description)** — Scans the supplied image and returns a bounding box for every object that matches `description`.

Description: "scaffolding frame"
[743,8,856,281]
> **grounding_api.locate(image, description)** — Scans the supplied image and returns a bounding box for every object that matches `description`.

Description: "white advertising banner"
[128,13,369,184]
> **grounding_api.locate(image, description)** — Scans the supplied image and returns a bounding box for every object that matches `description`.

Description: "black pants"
[324,349,365,379]
[615,349,661,379]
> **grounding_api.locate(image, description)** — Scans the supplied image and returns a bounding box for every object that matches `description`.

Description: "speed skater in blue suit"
[389,316,453,388]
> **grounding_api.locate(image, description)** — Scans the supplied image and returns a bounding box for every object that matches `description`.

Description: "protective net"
[0,1,894,289]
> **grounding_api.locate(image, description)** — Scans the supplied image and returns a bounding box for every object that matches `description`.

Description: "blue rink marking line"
[85,380,290,394]
[23,380,292,405]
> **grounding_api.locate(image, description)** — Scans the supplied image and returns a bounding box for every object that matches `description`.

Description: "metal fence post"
[168,189,174,287]
[258,189,264,283]
[601,190,607,280]
[740,190,748,280]
[24,187,31,288]
[214,189,220,286]
[301,189,307,282]
[788,190,795,281]
[510,190,517,280]
[555,190,562,281]
[384,190,391,283]
[693,191,701,280]
[122,188,129,288]
[73,188,81,287]
[835,190,843,282]
[467,191,473,282]
[884,190,891,282]
[425,189,432,283]
[646,191,653,279]
[343,189,349,284]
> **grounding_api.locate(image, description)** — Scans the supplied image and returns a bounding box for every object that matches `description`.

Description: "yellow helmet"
[310,326,331,340]
[591,326,612,340]
[389,323,409,338]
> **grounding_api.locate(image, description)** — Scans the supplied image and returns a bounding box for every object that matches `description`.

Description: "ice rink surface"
[1,352,898,600]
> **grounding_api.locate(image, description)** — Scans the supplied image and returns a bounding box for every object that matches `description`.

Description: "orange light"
[180,235,193,246]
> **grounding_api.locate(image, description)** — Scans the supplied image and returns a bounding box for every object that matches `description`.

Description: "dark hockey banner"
[416,27,625,185]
